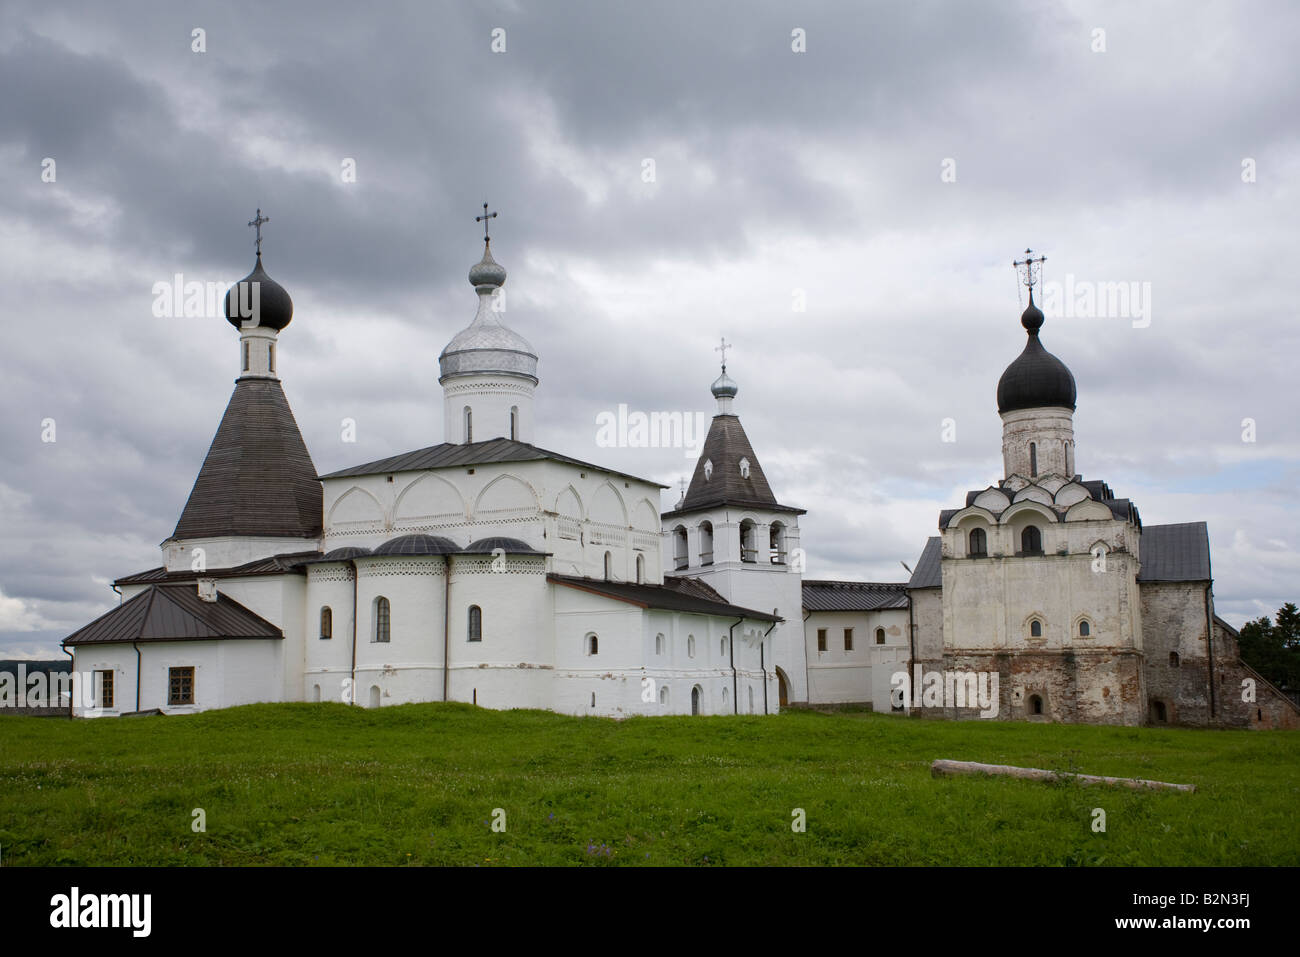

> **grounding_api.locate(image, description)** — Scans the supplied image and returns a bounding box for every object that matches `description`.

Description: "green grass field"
[1,703,1297,866]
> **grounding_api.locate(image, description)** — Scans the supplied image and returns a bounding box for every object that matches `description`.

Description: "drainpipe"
[61,645,74,717]
[111,583,122,607]
[349,560,359,705]
[443,555,452,702]
[907,593,916,712]
[762,617,780,715]
[728,616,743,715]
[802,608,812,707]
[133,641,142,712]
[1204,583,1216,718]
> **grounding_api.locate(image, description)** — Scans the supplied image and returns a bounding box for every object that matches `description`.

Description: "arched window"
[635,553,645,583]
[1169,651,1180,667]
[875,627,886,645]
[703,459,713,481]
[739,457,750,479]
[603,551,613,580]
[655,633,664,656]
[769,522,787,565]
[691,685,702,716]
[320,606,332,640]
[463,406,472,443]
[373,597,390,643]
[510,405,518,441]
[1028,694,1043,716]
[687,635,696,658]
[1029,441,1037,477]
[699,521,714,566]
[673,525,688,571]
[468,605,482,642]
[659,685,668,706]
[1078,620,1090,637]
[312,684,321,702]
[969,527,987,557]
[1030,618,1042,638]
[586,633,598,656]
[1021,525,1042,555]
[740,519,757,563]
[369,685,381,708]
[720,637,727,657]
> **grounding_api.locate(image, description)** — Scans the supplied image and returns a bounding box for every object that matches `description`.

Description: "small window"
[168,666,195,706]
[673,525,688,571]
[720,637,726,657]
[817,628,827,652]
[510,405,518,441]
[1028,694,1043,716]
[1169,651,1180,667]
[468,605,482,642]
[1078,620,1090,637]
[268,342,275,374]
[688,635,696,658]
[320,606,332,640]
[1029,442,1037,477]
[464,406,472,443]
[1030,619,1042,638]
[739,457,750,479]
[374,596,391,643]
[843,628,853,651]
[875,627,885,645]
[703,459,713,481]
[604,551,613,581]
[969,527,987,557]
[242,341,250,372]
[655,633,664,656]
[636,553,645,584]
[740,519,757,563]
[97,669,114,709]
[699,521,714,566]
[1021,525,1042,555]
[586,633,598,656]
[659,685,668,706]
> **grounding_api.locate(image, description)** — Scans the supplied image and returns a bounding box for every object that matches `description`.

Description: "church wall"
[551,585,645,716]
[803,608,908,705]
[305,563,359,703]
[1140,581,1212,726]
[446,556,552,710]
[910,587,944,667]
[352,555,447,708]
[72,639,281,715]
[162,535,321,574]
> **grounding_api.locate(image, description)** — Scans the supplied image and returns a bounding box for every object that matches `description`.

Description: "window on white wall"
[510,405,518,440]
[687,635,695,658]
[464,406,473,443]
[374,597,391,643]
[320,606,332,640]
[636,553,645,583]
[586,633,598,656]
[655,634,664,656]
[468,605,482,642]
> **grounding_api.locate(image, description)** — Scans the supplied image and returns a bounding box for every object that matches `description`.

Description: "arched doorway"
[369,685,381,708]
[775,667,790,707]
[691,685,702,716]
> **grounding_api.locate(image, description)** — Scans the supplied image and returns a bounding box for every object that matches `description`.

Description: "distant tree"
[1237,602,1300,690]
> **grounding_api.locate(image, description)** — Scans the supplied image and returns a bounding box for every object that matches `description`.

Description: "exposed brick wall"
[940,649,1143,725]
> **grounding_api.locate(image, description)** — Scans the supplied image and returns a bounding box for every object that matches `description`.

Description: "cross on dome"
[248,208,270,257]
[715,336,732,371]
[476,202,498,244]
[1013,248,1046,294]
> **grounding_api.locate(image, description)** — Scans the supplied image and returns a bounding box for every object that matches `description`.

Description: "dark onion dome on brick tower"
[996,291,1077,413]
[224,254,294,331]
[372,534,461,556]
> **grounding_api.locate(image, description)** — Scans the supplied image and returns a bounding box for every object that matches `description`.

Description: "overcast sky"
[2,0,1297,658]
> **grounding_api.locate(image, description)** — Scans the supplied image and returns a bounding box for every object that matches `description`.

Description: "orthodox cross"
[715,336,732,371]
[1013,247,1046,294]
[476,202,498,243]
[248,209,269,257]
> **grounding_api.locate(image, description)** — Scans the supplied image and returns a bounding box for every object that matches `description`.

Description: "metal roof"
[318,436,664,487]
[172,378,322,541]
[908,537,942,589]
[115,551,319,586]
[548,574,780,622]
[1138,522,1211,582]
[63,583,283,647]
[802,580,909,611]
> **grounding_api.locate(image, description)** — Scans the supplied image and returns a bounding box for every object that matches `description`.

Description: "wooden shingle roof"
[665,414,804,518]
[172,378,322,541]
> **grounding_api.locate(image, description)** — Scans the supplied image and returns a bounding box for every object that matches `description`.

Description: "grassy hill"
[2,703,1297,866]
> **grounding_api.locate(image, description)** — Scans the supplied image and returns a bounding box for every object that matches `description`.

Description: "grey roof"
[319,546,372,561]
[63,583,283,647]
[548,574,780,622]
[372,534,460,556]
[1138,522,1211,582]
[318,437,663,487]
[908,537,942,589]
[665,414,805,517]
[172,378,322,541]
[803,580,909,611]
[463,536,546,555]
[115,551,320,585]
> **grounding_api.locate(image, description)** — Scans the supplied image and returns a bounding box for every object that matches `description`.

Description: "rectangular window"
[268,342,275,374]
[97,669,114,709]
[844,628,854,651]
[168,666,195,706]
[242,341,249,372]
[817,628,827,652]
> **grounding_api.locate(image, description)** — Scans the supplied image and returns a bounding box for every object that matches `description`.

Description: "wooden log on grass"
[930,759,1195,793]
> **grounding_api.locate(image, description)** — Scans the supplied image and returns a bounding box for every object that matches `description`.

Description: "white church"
[61,215,1297,728]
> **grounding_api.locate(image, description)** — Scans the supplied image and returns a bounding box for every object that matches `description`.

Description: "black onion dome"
[224,255,294,331]
[464,536,543,554]
[996,294,1076,413]
[372,534,461,556]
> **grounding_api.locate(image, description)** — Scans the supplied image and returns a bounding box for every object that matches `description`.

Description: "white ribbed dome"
[438,242,538,383]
